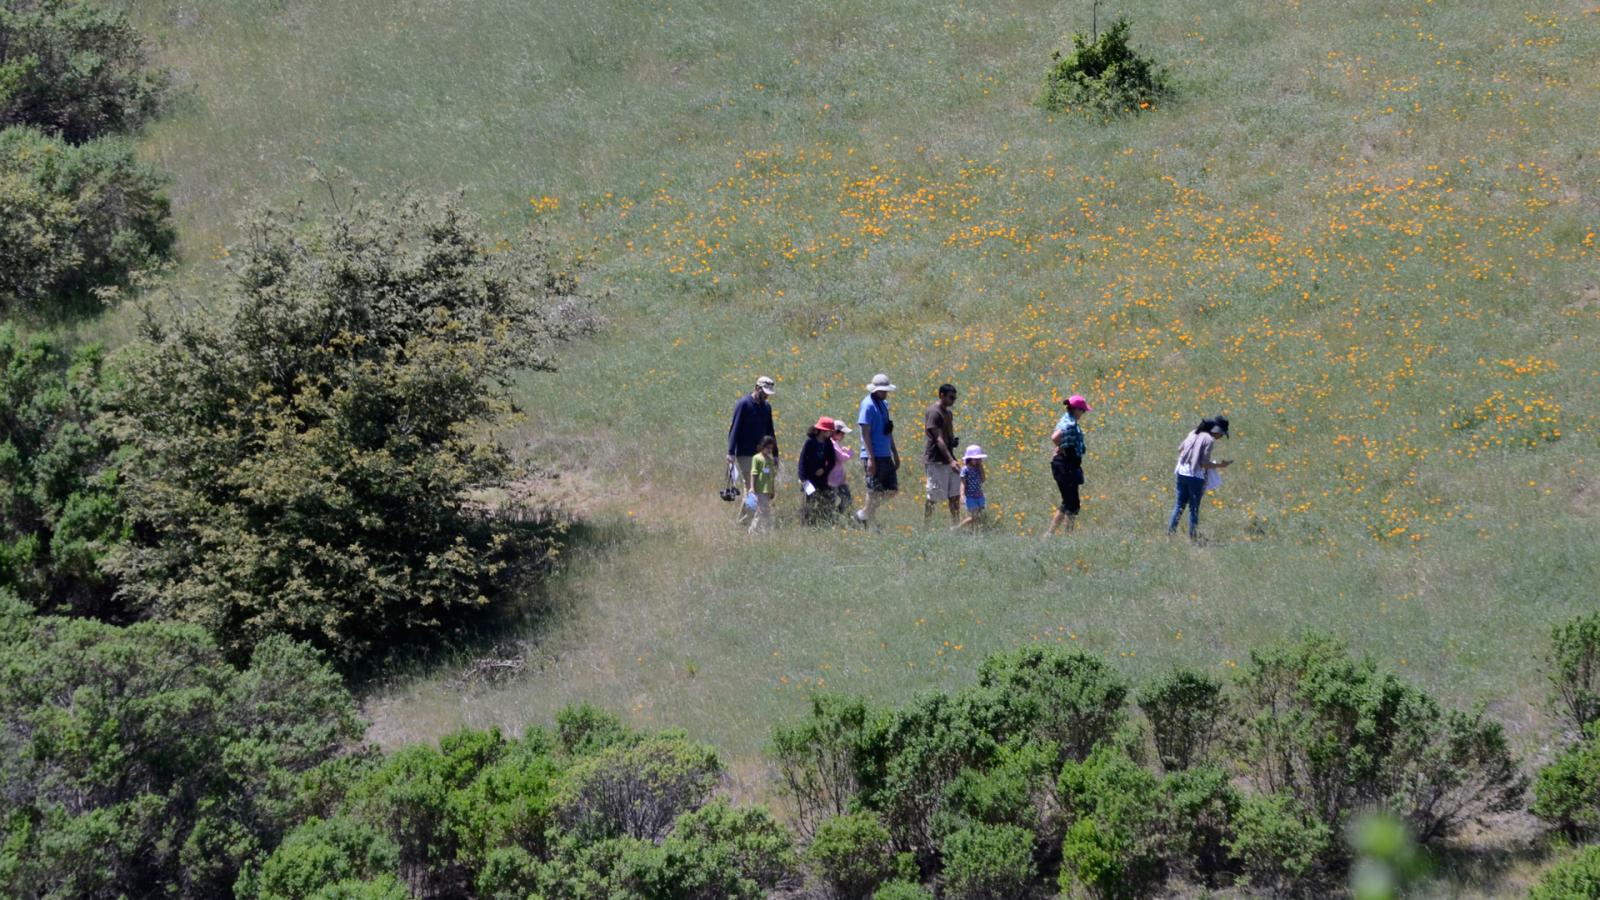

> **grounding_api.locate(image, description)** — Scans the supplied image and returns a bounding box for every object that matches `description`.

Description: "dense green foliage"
[0,325,122,613]
[938,823,1036,900]
[243,721,796,900]
[0,0,163,143]
[1040,17,1171,118]
[1137,667,1226,772]
[108,193,589,663]
[1534,724,1600,839]
[0,602,363,899]
[1235,634,1526,845]
[1224,793,1333,894]
[0,125,172,316]
[1532,845,1600,900]
[1550,613,1600,736]
[1057,745,1167,898]
[806,811,907,899]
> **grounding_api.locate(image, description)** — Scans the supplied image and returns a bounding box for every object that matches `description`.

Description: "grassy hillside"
[124,0,1598,775]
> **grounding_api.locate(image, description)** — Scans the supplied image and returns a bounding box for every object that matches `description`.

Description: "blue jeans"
[1169,474,1206,536]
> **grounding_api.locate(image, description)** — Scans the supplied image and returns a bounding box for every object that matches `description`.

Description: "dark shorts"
[1051,454,1083,515]
[865,457,899,493]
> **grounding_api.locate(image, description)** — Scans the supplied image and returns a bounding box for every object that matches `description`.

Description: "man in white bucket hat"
[855,373,900,526]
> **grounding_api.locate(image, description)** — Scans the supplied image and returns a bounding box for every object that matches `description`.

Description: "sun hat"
[755,376,776,395]
[963,444,988,460]
[1064,394,1092,411]
[830,418,853,434]
[864,373,897,393]
[814,416,836,432]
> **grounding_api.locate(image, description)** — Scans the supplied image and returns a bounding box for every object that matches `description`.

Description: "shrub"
[1056,745,1167,899]
[1138,668,1227,772]
[939,824,1037,900]
[1533,723,1600,839]
[1532,845,1600,900]
[0,325,123,614]
[1162,766,1240,885]
[1549,613,1600,735]
[872,880,934,900]
[1235,635,1525,845]
[558,702,635,756]
[446,733,561,867]
[937,739,1060,846]
[808,811,901,899]
[0,126,173,316]
[241,816,399,900]
[975,646,1128,765]
[0,617,362,898]
[474,846,543,900]
[1040,17,1171,119]
[0,0,164,142]
[1225,793,1331,895]
[553,733,723,842]
[771,693,874,837]
[109,191,590,663]
[855,691,998,862]
[619,799,798,900]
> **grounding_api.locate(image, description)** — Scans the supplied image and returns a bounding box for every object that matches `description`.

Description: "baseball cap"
[755,376,776,395]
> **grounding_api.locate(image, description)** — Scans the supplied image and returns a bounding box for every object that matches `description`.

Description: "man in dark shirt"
[923,384,961,525]
[727,376,777,525]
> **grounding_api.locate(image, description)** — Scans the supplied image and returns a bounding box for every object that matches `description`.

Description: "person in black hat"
[1168,415,1231,540]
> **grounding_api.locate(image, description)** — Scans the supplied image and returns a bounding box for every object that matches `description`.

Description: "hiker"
[799,417,839,525]
[923,383,962,526]
[1048,394,1092,535]
[1169,415,1232,540]
[727,376,777,526]
[958,444,988,530]
[828,418,855,519]
[855,373,900,526]
[748,435,778,534]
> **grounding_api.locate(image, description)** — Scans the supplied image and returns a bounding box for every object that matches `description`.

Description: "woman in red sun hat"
[799,416,839,524]
[1049,394,1092,535]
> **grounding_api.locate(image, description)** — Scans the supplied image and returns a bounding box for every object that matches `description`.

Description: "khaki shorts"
[925,461,962,502]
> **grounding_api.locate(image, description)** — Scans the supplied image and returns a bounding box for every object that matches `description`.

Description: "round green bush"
[1532,846,1600,900]
[808,811,899,899]
[0,0,165,142]
[939,823,1037,900]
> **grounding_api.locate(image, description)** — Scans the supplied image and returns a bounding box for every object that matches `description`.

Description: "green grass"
[124,0,1598,810]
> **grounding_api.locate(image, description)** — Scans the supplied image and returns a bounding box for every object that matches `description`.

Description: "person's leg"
[751,494,773,533]
[835,484,852,519]
[1168,474,1186,533]
[1189,485,1205,539]
[734,456,755,525]
[948,496,961,524]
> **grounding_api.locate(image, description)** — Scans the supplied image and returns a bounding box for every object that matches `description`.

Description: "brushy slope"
[124,0,1598,767]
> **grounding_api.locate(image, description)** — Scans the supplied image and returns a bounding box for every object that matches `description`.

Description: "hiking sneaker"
[853,510,868,527]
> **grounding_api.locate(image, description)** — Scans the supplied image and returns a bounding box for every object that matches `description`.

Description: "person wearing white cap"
[957,444,988,530]
[727,376,777,526]
[855,373,899,526]
[826,418,855,520]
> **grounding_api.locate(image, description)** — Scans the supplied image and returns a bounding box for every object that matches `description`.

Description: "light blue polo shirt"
[858,394,893,456]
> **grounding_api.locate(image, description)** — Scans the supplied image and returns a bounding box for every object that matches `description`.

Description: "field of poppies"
[122,0,1598,793]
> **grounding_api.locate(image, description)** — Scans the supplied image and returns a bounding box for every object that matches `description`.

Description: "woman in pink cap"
[1048,394,1092,535]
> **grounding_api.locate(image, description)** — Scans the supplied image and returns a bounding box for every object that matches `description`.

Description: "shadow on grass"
[1423,824,1550,897]
[346,515,637,697]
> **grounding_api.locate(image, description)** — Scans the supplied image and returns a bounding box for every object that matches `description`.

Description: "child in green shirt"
[748,435,778,533]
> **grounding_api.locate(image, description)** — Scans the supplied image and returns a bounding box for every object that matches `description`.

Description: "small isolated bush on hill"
[0,608,362,899]
[0,325,123,614]
[1138,668,1227,772]
[1549,612,1600,735]
[1041,17,1171,119]
[1532,845,1600,900]
[0,125,173,316]
[0,0,165,142]
[939,823,1037,900]
[1236,634,1525,846]
[110,191,591,663]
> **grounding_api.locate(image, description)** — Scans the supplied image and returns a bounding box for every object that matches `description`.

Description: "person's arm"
[727,400,743,461]
[1050,428,1065,447]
